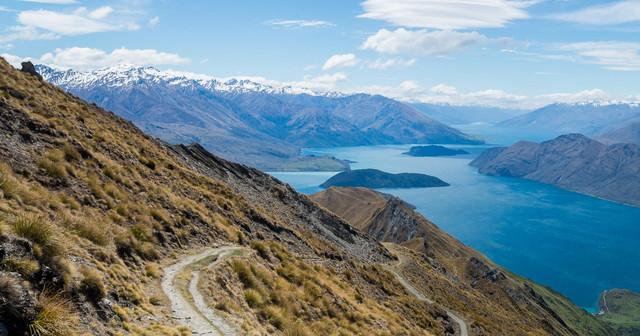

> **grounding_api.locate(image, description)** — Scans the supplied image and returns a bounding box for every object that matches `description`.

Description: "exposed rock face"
[471,134,640,206]
[320,169,449,189]
[404,145,469,157]
[19,62,42,81]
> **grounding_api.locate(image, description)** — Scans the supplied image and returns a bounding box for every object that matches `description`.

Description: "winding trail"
[161,246,246,336]
[385,254,469,336]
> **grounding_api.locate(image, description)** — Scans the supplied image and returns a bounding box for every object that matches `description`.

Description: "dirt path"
[385,253,469,336]
[161,246,245,336]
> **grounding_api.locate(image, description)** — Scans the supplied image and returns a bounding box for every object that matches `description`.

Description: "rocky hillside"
[310,187,615,336]
[0,57,617,335]
[36,65,481,170]
[470,134,640,206]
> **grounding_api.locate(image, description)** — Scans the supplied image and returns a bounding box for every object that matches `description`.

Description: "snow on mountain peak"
[36,64,345,97]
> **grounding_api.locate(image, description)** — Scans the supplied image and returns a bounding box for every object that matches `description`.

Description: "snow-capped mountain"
[36,64,482,170]
[36,64,344,97]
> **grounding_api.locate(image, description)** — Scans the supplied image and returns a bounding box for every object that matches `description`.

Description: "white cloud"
[323,53,359,70]
[351,81,613,109]
[1,6,142,42]
[20,0,77,4]
[148,16,160,28]
[87,6,113,20]
[358,0,534,30]
[267,19,334,28]
[362,28,488,56]
[553,0,640,25]
[1,53,24,67]
[365,58,416,69]
[18,9,118,35]
[8,47,189,71]
[292,72,348,91]
[560,41,640,71]
[0,6,14,12]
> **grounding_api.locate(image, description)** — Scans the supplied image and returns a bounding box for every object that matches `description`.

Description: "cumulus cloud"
[267,19,335,28]
[362,28,488,56]
[552,0,640,25]
[351,81,613,109]
[365,58,416,69]
[323,53,359,70]
[5,47,190,71]
[1,6,143,42]
[560,41,640,71]
[17,8,120,35]
[358,0,533,30]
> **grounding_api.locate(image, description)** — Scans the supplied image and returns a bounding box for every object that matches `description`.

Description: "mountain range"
[499,102,640,143]
[36,64,482,170]
[413,102,526,125]
[0,56,619,336]
[470,133,640,206]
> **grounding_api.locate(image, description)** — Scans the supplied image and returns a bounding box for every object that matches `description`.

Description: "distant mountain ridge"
[499,102,640,137]
[36,65,482,170]
[597,121,640,145]
[471,134,640,206]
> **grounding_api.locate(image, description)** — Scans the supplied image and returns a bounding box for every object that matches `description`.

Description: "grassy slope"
[597,289,640,335]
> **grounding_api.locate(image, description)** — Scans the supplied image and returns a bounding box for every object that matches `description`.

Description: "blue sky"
[1,0,640,108]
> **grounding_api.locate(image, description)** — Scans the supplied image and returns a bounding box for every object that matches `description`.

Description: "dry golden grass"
[28,292,79,336]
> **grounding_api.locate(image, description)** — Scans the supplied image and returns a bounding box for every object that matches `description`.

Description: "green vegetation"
[597,289,640,335]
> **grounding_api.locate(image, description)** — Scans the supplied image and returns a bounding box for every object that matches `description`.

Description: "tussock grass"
[12,215,53,246]
[1,257,39,277]
[80,266,106,301]
[28,292,79,336]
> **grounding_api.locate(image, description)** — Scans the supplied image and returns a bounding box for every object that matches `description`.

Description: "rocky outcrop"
[320,169,449,189]
[471,134,640,206]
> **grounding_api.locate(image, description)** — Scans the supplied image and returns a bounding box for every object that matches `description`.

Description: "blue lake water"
[270,143,640,311]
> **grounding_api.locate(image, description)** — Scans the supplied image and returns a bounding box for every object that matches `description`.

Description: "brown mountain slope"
[0,58,467,335]
[311,187,615,336]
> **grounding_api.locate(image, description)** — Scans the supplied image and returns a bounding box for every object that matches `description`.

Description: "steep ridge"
[0,58,465,335]
[470,134,640,206]
[37,65,482,170]
[311,187,615,336]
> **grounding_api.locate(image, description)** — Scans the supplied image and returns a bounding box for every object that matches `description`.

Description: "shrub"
[244,289,263,308]
[28,292,79,336]
[12,215,52,246]
[80,267,106,301]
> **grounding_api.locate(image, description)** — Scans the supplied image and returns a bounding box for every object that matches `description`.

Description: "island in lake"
[320,168,449,189]
[404,145,469,157]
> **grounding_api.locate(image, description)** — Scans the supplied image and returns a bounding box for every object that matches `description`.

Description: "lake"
[270,143,640,312]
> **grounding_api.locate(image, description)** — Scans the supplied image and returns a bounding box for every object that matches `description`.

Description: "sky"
[1,0,640,109]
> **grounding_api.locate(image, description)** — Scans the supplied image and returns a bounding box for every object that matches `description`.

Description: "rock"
[20,61,42,81]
